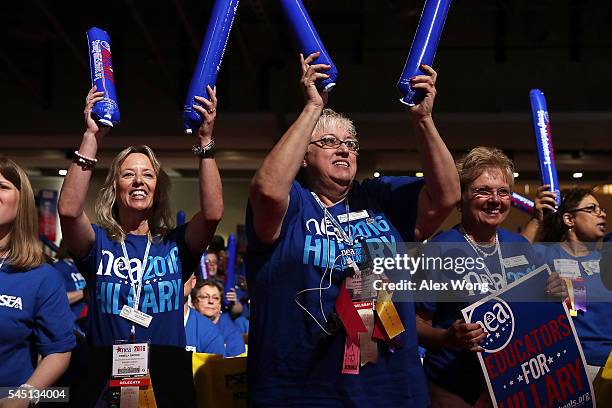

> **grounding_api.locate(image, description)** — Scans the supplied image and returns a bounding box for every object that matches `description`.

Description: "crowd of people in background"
[0,52,610,408]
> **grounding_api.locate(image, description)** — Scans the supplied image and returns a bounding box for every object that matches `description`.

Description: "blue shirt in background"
[534,244,612,366]
[53,258,86,321]
[0,263,75,386]
[184,307,225,355]
[216,313,246,357]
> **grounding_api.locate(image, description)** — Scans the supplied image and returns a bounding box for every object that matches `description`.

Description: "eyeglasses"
[470,187,511,199]
[310,135,359,153]
[567,204,606,216]
[195,294,221,303]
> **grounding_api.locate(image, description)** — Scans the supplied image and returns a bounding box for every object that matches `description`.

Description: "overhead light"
[415,172,424,177]
[513,172,519,178]
[58,169,68,176]
[572,172,583,179]
[373,172,380,178]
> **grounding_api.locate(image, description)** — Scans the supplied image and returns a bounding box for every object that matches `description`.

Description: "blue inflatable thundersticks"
[511,192,534,215]
[279,0,338,92]
[183,0,240,135]
[529,89,561,206]
[397,0,451,106]
[86,27,120,126]
[176,210,186,226]
[224,234,236,308]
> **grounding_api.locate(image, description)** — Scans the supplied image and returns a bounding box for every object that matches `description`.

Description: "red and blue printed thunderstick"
[397,0,451,106]
[183,0,239,134]
[511,192,534,215]
[529,89,561,206]
[86,27,120,126]
[279,0,338,92]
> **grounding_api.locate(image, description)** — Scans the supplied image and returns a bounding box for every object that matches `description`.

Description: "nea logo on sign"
[471,297,515,353]
[0,294,23,310]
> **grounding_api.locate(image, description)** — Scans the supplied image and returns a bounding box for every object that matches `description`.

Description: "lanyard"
[120,238,151,316]
[310,192,353,246]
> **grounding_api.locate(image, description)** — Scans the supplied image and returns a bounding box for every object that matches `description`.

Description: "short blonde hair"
[0,156,45,270]
[312,108,357,139]
[95,146,173,242]
[456,147,515,192]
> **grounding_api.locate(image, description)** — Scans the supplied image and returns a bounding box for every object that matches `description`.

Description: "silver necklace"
[460,226,507,289]
[461,227,499,258]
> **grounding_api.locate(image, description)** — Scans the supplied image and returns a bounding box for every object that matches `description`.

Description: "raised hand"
[299,52,330,109]
[83,85,110,140]
[408,64,437,120]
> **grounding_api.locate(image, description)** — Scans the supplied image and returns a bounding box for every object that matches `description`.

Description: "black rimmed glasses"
[309,135,359,154]
[567,204,606,216]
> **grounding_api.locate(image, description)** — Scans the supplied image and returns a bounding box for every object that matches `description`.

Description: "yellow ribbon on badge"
[565,278,578,317]
[375,290,405,339]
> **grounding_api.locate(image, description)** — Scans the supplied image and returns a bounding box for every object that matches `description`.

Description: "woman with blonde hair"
[0,156,74,404]
[59,85,223,406]
[416,147,564,407]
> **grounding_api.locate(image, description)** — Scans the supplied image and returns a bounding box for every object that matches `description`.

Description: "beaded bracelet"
[73,151,98,170]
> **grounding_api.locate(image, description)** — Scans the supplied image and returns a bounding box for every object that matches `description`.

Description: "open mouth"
[130,189,148,199]
[333,160,349,168]
[482,208,501,215]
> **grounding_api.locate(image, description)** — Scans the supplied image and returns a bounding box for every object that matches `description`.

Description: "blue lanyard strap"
[310,192,353,245]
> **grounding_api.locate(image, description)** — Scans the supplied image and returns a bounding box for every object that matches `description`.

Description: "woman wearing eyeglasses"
[415,147,563,407]
[245,51,459,406]
[529,187,610,391]
[191,279,245,357]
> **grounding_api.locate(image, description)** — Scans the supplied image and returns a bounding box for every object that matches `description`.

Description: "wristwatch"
[192,140,216,159]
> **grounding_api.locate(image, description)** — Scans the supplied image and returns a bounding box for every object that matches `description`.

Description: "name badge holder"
[102,341,157,407]
[341,242,404,374]
[310,192,405,374]
[119,239,153,335]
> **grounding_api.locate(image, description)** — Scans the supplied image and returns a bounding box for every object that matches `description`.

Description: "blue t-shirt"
[184,307,225,354]
[216,313,246,357]
[75,224,197,347]
[233,315,249,334]
[534,244,612,366]
[53,259,86,321]
[416,226,537,404]
[0,262,76,387]
[246,177,428,407]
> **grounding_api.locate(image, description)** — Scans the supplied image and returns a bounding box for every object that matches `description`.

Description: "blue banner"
[462,266,594,408]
